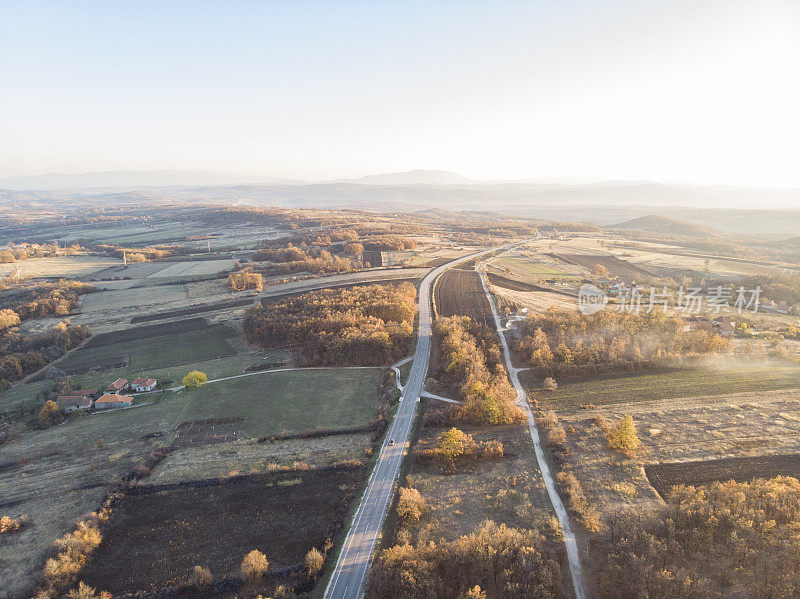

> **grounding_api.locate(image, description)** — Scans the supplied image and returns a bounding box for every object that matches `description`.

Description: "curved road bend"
[324,244,519,599]
[477,259,589,599]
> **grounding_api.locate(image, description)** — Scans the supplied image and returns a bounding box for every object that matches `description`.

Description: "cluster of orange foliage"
[433,316,524,425]
[515,308,728,377]
[243,283,416,366]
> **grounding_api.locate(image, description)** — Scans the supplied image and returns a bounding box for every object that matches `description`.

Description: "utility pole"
[123,250,127,265]
[207,240,211,254]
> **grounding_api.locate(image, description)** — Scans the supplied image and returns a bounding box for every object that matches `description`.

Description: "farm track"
[478,253,590,599]
[324,243,521,599]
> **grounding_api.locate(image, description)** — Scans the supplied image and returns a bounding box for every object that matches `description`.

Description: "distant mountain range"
[614,215,725,237]
[3,169,800,236]
[356,170,475,186]
[0,170,289,190]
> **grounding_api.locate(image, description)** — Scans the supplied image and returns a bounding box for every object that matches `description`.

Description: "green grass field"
[56,325,237,374]
[525,363,800,410]
[180,367,384,437]
[66,367,384,441]
[0,379,56,413]
[494,256,578,280]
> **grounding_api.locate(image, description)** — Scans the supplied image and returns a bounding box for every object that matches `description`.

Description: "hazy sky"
[1,0,799,185]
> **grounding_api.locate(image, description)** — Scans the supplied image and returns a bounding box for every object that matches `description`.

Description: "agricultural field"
[490,254,581,281]
[176,367,385,439]
[646,454,800,498]
[524,362,800,411]
[52,319,238,376]
[149,433,373,484]
[433,268,492,323]
[551,252,652,280]
[400,420,556,544]
[79,466,364,596]
[0,255,121,278]
[0,367,386,599]
[493,286,578,314]
[80,284,190,312]
[90,258,236,281]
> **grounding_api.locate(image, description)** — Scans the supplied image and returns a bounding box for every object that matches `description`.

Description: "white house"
[130,377,157,392]
[57,395,93,413]
[94,394,133,410]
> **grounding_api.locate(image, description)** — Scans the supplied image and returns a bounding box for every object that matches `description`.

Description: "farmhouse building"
[57,395,93,413]
[712,316,735,336]
[130,377,157,392]
[94,394,134,409]
[106,378,129,393]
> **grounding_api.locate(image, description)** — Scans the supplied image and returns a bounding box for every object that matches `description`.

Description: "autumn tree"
[228,271,264,292]
[607,415,640,456]
[593,264,608,277]
[543,377,558,391]
[344,242,364,255]
[38,400,60,428]
[397,487,427,521]
[241,549,269,581]
[182,371,207,388]
[305,547,324,576]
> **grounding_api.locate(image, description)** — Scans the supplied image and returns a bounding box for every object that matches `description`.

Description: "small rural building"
[106,378,129,393]
[57,395,93,413]
[130,377,157,392]
[712,316,736,336]
[72,388,98,399]
[94,394,134,410]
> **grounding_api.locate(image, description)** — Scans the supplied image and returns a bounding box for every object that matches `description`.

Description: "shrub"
[607,415,641,456]
[126,253,147,263]
[0,514,28,534]
[188,565,214,587]
[0,308,20,330]
[397,487,427,522]
[304,547,325,576]
[182,370,207,388]
[67,582,111,599]
[241,549,269,581]
[344,242,364,255]
[543,377,558,391]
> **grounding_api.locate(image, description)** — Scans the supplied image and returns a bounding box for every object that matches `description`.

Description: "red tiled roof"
[57,395,87,402]
[106,378,129,390]
[95,394,133,404]
[130,378,157,387]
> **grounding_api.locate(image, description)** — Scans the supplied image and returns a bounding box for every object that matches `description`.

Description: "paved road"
[477,257,589,599]
[324,245,511,599]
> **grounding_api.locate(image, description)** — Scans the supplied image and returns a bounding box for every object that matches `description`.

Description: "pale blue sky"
[1,0,799,185]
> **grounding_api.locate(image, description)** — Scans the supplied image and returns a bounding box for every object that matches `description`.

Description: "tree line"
[0,321,91,390]
[367,520,564,599]
[243,283,417,366]
[514,308,729,377]
[1,279,94,321]
[596,477,800,599]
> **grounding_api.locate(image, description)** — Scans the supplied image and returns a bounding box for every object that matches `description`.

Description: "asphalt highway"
[323,246,509,599]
